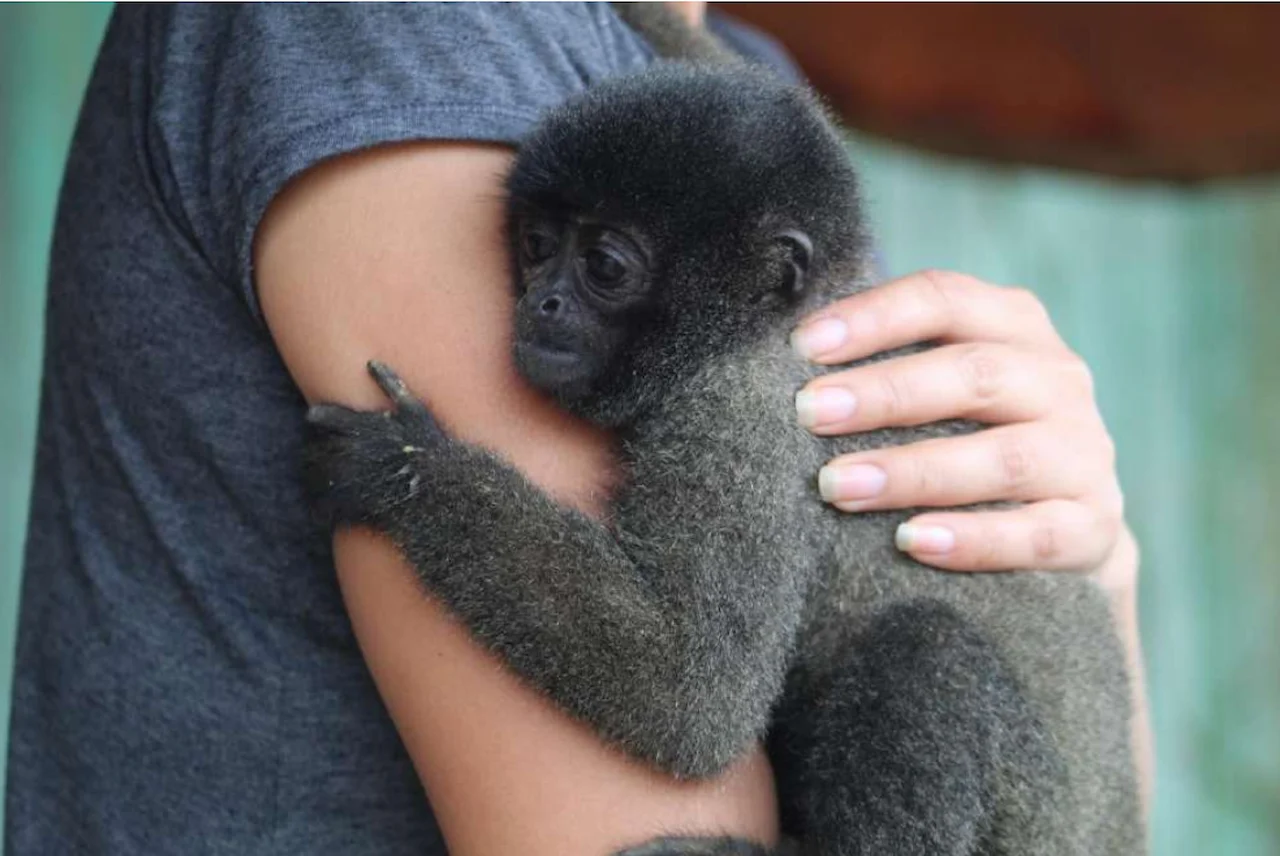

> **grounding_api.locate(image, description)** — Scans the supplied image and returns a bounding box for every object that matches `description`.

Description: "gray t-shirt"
[6,4,794,854]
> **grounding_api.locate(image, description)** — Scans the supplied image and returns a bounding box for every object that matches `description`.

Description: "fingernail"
[790,317,847,360]
[795,387,858,428]
[818,463,886,503]
[895,523,956,554]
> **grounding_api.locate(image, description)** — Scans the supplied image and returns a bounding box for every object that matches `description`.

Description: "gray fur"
[304,65,1142,855]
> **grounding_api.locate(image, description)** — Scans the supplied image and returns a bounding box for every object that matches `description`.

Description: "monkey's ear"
[775,229,813,299]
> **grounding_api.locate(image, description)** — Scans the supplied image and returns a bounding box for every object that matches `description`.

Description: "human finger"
[795,342,1090,434]
[891,498,1124,573]
[817,422,1107,512]
[790,269,1066,365]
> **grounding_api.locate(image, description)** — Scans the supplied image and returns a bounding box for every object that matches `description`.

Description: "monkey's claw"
[364,360,443,440]
[369,360,426,412]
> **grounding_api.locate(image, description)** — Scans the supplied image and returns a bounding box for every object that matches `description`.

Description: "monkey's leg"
[305,362,809,779]
[770,600,1054,856]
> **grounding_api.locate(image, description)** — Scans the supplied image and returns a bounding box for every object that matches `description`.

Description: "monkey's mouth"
[520,340,577,363]
[514,340,596,398]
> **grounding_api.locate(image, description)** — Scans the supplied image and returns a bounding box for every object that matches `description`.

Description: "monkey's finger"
[367,360,432,414]
[892,499,1124,573]
[367,360,411,404]
[820,421,1112,511]
[791,269,1068,365]
[796,343,1092,434]
[305,403,368,432]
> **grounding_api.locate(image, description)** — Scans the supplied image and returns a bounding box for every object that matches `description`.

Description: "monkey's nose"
[538,296,563,317]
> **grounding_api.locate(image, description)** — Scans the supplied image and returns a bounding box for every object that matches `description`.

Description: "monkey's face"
[512,213,655,403]
[510,204,819,427]
[505,66,868,426]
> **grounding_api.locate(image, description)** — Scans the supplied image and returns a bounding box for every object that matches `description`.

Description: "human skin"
[255,108,1145,856]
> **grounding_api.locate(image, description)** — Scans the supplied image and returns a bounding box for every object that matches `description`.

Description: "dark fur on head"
[506,65,869,427]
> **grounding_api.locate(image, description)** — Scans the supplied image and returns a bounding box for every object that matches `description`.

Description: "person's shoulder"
[113,2,654,319]
[706,11,806,84]
[135,2,652,92]
[129,1,656,170]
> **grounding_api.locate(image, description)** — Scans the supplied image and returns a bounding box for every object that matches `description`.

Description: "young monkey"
[306,66,1142,856]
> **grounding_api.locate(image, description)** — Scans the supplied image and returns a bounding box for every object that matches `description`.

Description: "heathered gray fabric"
[5,4,794,854]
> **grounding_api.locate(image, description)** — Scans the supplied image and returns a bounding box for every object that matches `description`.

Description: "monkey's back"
[790,416,1144,853]
[623,338,1143,852]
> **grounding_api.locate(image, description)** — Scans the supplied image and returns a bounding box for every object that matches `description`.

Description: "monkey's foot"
[614,836,774,856]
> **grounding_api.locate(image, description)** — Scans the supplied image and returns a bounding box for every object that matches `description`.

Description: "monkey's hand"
[303,360,447,528]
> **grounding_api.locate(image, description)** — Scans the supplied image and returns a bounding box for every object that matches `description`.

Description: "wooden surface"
[720,4,1280,181]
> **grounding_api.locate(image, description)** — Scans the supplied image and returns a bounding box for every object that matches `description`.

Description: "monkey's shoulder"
[632,344,817,440]
[619,345,825,505]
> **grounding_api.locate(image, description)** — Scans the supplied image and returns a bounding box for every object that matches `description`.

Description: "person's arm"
[255,142,778,855]
[1097,525,1152,810]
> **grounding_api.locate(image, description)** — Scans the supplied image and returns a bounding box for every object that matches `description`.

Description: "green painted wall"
[1,5,1276,853]
[0,3,115,840]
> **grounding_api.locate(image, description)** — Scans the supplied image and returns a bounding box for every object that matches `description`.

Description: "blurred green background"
[1,5,1277,854]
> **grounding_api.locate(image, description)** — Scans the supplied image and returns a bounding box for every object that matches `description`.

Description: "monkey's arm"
[307,361,811,779]
[258,144,779,853]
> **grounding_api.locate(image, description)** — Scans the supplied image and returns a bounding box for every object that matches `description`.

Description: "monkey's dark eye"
[584,247,627,285]
[521,228,560,264]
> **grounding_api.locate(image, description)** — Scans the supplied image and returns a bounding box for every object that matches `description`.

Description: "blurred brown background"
[723,3,1280,180]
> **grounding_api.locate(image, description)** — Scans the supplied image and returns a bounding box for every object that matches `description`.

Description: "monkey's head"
[507,65,869,427]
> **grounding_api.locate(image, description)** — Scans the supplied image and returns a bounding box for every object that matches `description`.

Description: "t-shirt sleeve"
[138,3,651,323]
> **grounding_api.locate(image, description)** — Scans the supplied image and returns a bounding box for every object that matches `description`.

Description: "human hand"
[791,270,1131,584]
